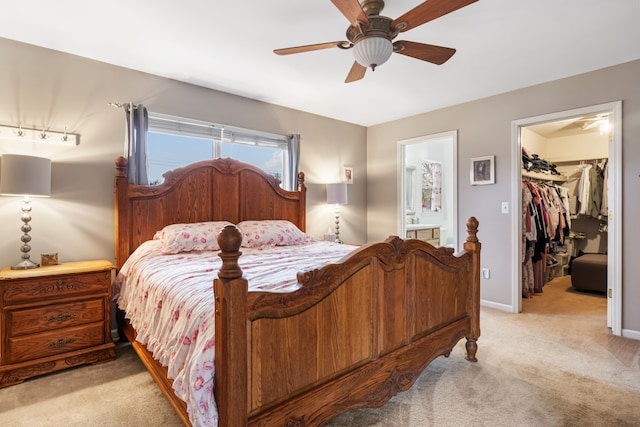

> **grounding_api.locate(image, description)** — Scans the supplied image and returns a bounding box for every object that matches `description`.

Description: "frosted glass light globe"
[353,37,393,70]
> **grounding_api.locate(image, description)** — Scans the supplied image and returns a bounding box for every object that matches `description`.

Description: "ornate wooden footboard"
[114,156,480,426]
[215,219,480,426]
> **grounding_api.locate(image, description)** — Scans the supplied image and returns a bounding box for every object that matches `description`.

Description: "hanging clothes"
[573,160,609,220]
[588,163,604,218]
[577,164,592,216]
[521,179,571,297]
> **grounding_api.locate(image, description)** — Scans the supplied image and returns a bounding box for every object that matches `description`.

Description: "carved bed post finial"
[466,216,479,243]
[115,156,128,178]
[217,225,243,279]
[297,171,307,231]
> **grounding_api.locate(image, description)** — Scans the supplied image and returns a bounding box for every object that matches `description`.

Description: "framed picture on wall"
[470,155,495,185]
[343,166,354,184]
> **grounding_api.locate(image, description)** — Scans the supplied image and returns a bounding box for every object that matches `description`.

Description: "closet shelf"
[522,169,567,182]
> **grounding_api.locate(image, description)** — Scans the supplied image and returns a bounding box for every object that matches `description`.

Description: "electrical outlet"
[482,268,490,279]
[501,202,509,214]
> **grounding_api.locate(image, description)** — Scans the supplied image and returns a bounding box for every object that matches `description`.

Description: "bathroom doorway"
[398,130,458,250]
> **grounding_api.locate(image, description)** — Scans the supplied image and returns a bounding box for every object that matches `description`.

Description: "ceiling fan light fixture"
[353,36,393,71]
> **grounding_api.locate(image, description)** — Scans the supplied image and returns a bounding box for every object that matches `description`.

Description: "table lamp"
[326,182,348,243]
[0,154,52,269]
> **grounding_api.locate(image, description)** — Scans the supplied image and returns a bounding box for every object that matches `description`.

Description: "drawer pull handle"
[48,313,76,323]
[46,338,75,348]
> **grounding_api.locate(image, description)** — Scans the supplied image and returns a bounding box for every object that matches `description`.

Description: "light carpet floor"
[1,275,639,426]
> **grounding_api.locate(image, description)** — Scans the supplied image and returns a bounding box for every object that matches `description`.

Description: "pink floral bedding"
[113,238,356,427]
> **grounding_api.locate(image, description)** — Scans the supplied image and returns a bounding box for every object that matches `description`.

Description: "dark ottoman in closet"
[571,254,607,293]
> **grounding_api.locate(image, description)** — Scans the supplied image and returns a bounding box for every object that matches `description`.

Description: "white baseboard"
[622,328,640,341]
[111,328,121,342]
[480,299,514,312]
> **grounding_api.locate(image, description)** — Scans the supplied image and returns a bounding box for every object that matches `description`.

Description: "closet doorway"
[511,101,622,335]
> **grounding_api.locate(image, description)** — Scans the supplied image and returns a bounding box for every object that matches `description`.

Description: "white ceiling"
[2,0,640,127]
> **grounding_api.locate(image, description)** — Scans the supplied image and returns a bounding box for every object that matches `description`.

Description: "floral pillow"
[154,221,234,254]
[236,220,309,248]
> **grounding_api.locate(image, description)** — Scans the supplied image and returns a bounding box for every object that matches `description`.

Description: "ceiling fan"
[274,0,479,83]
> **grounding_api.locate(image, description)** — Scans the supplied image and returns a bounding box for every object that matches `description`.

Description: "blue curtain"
[123,103,149,185]
[287,134,300,191]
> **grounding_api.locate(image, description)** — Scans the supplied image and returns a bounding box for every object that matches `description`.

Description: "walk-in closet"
[521,114,609,304]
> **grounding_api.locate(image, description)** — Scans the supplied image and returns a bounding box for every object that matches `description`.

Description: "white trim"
[511,101,622,334]
[608,101,622,336]
[509,121,522,313]
[397,143,405,237]
[480,299,513,312]
[622,329,640,341]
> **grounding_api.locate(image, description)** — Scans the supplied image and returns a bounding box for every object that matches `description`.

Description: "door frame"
[510,101,622,335]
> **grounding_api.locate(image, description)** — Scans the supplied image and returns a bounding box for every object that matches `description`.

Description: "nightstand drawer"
[8,298,104,336]
[416,229,435,240]
[6,322,105,364]
[2,271,110,305]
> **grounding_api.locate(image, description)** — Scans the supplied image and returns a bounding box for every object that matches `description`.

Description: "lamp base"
[11,259,40,270]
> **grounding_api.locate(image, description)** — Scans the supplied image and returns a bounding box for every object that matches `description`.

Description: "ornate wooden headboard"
[114,156,306,270]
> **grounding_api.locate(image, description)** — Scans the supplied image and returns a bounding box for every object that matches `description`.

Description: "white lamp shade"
[327,182,348,205]
[353,36,393,69]
[0,154,51,197]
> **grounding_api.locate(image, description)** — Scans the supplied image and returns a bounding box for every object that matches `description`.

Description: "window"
[147,113,292,188]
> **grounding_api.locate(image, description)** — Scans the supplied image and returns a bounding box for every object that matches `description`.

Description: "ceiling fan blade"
[392,0,478,33]
[274,41,348,55]
[393,41,456,65]
[331,0,369,27]
[345,61,366,83]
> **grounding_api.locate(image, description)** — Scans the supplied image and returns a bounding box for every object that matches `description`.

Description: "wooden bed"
[114,156,481,426]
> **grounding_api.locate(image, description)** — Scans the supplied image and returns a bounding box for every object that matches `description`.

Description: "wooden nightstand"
[0,260,116,388]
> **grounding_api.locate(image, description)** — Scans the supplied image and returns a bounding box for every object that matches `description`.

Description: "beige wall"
[367,59,640,335]
[0,38,367,268]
